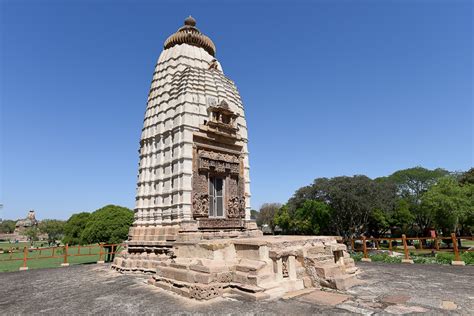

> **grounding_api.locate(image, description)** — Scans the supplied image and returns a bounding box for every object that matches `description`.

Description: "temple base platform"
[112,235,360,300]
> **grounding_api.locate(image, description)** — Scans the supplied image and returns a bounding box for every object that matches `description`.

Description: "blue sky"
[1,0,472,220]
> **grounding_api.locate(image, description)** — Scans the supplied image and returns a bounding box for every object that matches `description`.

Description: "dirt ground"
[0,262,472,315]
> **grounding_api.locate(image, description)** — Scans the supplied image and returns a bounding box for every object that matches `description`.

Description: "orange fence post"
[402,234,413,263]
[389,240,393,252]
[451,233,465,265]
[361,236,371,262]
[351,239,355,252]
[78,245,81,255]
[19,247,28,271]
[435,237,440,251]
[97,243,104,264]
[61,244,69,267]
[419,238,423,250]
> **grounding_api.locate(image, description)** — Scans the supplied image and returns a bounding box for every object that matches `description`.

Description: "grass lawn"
[0,244,120,272]
[0,241,46,250]
[461,239,474,247]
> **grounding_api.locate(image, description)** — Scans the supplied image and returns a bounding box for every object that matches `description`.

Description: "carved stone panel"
[192,193,209,217]
[227,196,245,218]
[198,218,244,229]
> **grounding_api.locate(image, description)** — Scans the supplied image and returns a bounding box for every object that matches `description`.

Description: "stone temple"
[113,17,359,300]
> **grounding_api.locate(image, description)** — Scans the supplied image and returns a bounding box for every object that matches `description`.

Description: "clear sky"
[0,0,472,220]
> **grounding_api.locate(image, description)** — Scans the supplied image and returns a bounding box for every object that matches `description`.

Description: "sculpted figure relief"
[227,196,245,218]
[199,150,240,164]
[192,193,209,217]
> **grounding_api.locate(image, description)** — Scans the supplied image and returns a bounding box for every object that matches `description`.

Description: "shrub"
[383,255,402,263]
[369,253,402,263]
[370,253,388,262]
[351,253,363,262]
[436,252,454,264]
[412,256,436,264]
[461,252,474,265]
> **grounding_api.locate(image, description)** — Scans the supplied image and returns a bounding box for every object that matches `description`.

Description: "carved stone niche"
[206,100,239,136]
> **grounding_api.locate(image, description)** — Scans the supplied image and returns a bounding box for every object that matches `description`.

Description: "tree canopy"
[0,220,16,234]
[62,212,91,245]
[387,167,449,234]
[421,177,473,235]
[271,166,472,238]
[38,219,65,244]
[80,205,133,244]
[256,203,281,233]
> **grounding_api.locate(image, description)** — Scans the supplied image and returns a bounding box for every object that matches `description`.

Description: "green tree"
[250,209,258,220]
[80,205,133,244]
[256,203,281,233]
[291,200,330,235]
[421,177,473,235]
[284,176,397,237]
[0,220,16,234]
[314,176,396,238]
[274,204,292,233]
[38,219,65,245]
[24,227,39,245]
[459,168,474,185]
[391,199,415,235]
[62,212,91,245]
[388,167,449,235]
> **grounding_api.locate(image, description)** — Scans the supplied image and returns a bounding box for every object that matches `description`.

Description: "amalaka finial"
[184,15,196,27]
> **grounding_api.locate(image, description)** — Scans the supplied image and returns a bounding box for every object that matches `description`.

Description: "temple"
[113,17,359,300]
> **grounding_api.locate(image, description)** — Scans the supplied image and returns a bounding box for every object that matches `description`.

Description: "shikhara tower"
[129,16,259,244]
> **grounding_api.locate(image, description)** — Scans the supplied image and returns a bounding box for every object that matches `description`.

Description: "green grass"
[0,244,119,272]
[351,250,474,265]
[461,239,474,247]
[0,241,46,250]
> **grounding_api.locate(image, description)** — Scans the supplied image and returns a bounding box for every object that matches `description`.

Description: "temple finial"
[184,15,196,26]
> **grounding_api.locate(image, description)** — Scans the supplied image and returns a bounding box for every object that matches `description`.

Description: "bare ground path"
[0,262,472,315]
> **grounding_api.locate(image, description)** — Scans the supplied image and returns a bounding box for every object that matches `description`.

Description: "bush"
[351,253,363,262]
[412,256,437,264]
[370,253,388,262]
[369,253,402,263]
[461,252,474,265]
[436,252,454,264]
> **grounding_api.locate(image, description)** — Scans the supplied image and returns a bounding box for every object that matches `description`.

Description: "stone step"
[332,273,360,290]
[235,259,266,273]
[308,254,334,261]
[344,261,356,269]
[264,285,288,299]
[345,267,359,275]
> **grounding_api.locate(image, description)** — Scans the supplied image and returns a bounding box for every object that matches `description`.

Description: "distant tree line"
[6,205,133,246]
[0,220,16,234]
[256,167,474,238]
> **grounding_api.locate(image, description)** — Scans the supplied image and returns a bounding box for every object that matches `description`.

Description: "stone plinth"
[112,235,360,300]
[451,260,465,266]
